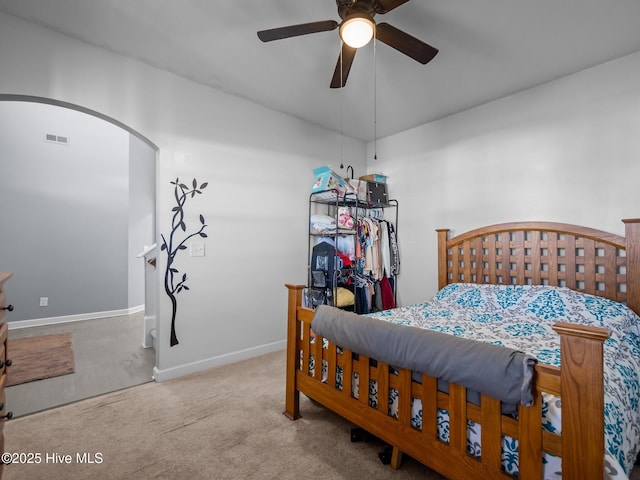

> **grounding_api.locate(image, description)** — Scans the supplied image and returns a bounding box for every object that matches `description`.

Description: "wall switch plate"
[40,297,48,307]
[190,242,205,257]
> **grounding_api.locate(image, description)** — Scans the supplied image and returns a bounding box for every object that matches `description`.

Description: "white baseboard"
[152,340,286,382]
[7,305,145,330]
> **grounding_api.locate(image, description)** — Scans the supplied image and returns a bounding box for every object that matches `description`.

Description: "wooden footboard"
[284,284,610,480]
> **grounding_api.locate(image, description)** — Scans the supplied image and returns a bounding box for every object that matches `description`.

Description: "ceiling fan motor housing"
[337,0,377,22]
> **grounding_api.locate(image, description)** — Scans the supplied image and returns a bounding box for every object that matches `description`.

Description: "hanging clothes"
[387,222,400,275]
[380,276,396,310]
[374,280,383,311]
[351,209,399,313]
[353,274,371,314]
[379,220,391,277]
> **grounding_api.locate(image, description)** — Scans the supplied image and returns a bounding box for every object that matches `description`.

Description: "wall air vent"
[44,133,70,145]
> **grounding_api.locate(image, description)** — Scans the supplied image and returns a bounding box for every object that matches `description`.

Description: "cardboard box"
[359,173,387,184]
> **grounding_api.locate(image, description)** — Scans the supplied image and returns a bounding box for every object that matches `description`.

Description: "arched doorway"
[0,94,158,416]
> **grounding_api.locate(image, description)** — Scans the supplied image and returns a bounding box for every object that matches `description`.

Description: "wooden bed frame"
[285,219,640,480]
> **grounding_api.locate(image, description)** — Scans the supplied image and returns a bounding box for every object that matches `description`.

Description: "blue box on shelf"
[311,165,356,199]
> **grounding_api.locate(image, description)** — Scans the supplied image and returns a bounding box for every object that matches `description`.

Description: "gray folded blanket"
[312,305,536,407]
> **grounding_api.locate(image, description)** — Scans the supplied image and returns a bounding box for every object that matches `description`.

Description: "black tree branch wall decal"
[161,177,208,346]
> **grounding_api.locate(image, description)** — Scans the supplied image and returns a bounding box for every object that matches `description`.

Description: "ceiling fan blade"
[257,20,338,42]
[330,44,357,88]
[375,0,411,14]
[375,22,438,64]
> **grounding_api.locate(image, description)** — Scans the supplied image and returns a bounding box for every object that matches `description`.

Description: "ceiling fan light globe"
[340,16,374,48]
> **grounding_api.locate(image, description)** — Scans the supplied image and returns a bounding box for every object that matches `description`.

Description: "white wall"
[369,51,640,306]
[128,134,156,309]
[0,12,367,379]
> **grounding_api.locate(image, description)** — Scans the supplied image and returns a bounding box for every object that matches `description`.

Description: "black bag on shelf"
[366,182,388,204]
[311,241,336,289]
[305,287,327,308]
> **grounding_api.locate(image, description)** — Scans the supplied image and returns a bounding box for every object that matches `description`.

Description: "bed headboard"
[437,219,640,316]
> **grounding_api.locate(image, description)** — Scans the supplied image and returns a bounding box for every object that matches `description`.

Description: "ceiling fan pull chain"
[340,41,345,169]
[373,33,378,161]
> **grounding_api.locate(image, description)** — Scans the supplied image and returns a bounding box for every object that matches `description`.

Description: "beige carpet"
[6,333,75,387]
[3,349,444,480]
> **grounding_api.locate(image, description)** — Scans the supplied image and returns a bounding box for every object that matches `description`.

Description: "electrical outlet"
[40,297,48,307]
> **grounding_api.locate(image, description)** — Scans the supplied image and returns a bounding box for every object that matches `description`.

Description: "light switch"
[190,242,205,257]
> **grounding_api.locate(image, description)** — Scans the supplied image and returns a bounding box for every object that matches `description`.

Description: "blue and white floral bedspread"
[366,283,640,479]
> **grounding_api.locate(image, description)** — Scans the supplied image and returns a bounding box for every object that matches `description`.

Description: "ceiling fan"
[257,0,438,88]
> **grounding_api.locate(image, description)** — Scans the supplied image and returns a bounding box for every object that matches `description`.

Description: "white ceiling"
[1,0,640,142]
